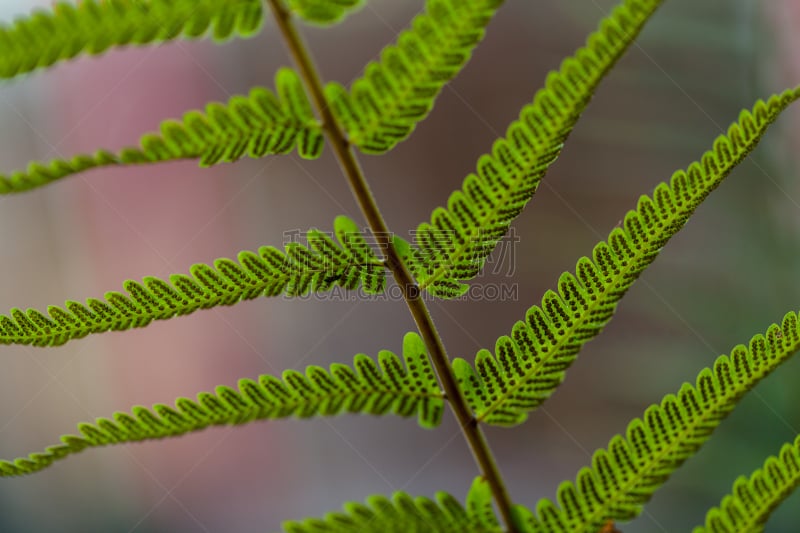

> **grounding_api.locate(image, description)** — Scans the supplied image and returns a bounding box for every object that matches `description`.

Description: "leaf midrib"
[172,385,445,430]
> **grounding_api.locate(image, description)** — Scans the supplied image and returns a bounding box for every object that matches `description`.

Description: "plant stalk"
[265,1,518,530]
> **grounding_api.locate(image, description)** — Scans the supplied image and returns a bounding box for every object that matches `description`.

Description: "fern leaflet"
[324,0,502,154]
[0,333,443,477]
[288,0,364,25]
[452,88,800,426]
[510,311,800,532]
[0,0,264,80]
[0,216,384,347]
[693,434,800,532]
[404,0,663,299]
[282,476,501,533]
[0,68,323,195]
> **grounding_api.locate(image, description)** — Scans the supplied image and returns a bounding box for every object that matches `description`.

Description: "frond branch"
[325,0,503,154]
[409,0,664,298]
[694,434,800,532]
[281,477,502,532]
[0,333,444,477]
[454,87,800,427]
[0,69,323,195]
[519,311,800,532]
[0,216,385,346]
[0,0,264,80]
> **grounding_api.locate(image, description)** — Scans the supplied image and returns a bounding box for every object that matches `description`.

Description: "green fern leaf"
[0,216,384,347]
[0,0,264,80]
[281,476,500,533]
[453,88,800,426]
[288,0,364,25]
[0,333,443,477]
[324,0,502,154]
[0,68,323,195]
[511,312,800,532]
[409,0,663,298]
[694,435,800,533]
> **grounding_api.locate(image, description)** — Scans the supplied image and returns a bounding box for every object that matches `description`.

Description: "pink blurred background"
[1,1,800,531]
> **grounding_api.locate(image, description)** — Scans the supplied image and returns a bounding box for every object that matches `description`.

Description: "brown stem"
[264,1,519,531]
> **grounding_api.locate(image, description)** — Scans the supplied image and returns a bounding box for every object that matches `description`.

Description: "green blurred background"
[0,0,799,531]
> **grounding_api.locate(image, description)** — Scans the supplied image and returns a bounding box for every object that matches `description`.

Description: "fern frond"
[453,88,800,426]
[0,217,384,347]
[0,68,323,195]
[288,0,364,25]
[324,0,503,154]
[512,312,800,532]
[694,435,800,533]
[0,0,264,80]
[281,476,500,533]
[409,0,663,298]
[0,333,443,477]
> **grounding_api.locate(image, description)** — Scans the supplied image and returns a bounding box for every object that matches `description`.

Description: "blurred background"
[1,0,800,531]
